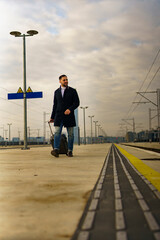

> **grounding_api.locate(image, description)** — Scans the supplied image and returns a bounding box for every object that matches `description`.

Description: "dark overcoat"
[51,86,80,127]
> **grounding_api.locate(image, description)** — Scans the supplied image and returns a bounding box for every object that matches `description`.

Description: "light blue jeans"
[54,122,74,151]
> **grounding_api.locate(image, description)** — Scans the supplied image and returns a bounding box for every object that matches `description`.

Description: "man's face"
[59,76,68,87]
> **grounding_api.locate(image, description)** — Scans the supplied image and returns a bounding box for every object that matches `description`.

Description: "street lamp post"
[80,106,88,144]
[28,126,30,145]
[93,120,98,143]
[4,129,8,146]
[0,126,4,140]
[43,111,50,144]
[97,124,100,136]
[96,124,101,144]
[88,115,94,144]
[18,130,21,145]
[99,126,103,143]
[10,30,38,149]
[7,123,12,142]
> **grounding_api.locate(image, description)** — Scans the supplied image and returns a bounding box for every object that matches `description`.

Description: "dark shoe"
[51,149,59,158]
[67,151,73,157]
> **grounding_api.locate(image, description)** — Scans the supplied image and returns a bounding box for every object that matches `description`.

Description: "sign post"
[8,87,43,149]
[23,34,28,150]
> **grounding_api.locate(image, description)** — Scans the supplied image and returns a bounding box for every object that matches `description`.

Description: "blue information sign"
[26,92,43,99]
[8,92,43,100]
[8,93,23,100]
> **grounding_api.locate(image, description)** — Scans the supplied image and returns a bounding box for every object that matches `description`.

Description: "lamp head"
[27,30,38,35]
[10,31,21,37]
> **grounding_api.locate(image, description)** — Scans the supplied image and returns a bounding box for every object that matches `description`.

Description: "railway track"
[71,144,160,240]
[121,144,160,154]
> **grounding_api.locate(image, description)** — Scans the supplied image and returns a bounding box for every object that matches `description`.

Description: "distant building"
[12,137,20,142]
[28,136,45,143]
[137,130,158,142]
[107,136,125,143]
[125,132,136,142]
[0,136,4,142]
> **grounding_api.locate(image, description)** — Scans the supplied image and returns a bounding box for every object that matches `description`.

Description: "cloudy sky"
[0,0,160,140]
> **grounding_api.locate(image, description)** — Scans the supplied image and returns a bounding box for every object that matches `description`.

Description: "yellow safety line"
[115,144,160,192]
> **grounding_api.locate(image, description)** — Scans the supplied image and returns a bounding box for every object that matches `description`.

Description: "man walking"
[49,75,80,157]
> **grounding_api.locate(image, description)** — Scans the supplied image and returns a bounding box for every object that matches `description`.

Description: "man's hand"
[64,109,71,115]
[49,119,54,123]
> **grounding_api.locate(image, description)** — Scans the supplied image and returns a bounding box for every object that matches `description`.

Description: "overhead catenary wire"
[0,96,23,107]
[138,48,160,92]
[0,87,10,92]
[129,64,160,116]
[144,64,160,92]
[126,47,160,118]
[0,96,45,115]
[0,99,46,126]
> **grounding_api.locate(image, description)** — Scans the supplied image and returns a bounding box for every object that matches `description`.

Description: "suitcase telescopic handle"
[48,122,54,137]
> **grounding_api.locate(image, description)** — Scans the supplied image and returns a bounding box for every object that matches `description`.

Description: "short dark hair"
[59,74,67,80]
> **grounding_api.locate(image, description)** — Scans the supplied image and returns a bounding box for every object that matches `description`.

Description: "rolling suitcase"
[48,122,68,154]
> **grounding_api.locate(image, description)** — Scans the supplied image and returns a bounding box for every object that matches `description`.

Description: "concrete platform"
[118,144,160,173]
[1,143,160,240]
[0,144,111,240]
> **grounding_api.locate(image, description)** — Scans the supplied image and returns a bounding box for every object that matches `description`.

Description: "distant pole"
[43,112,50,144]
[149,108,151,131]
[88,115,94,144]
[97,124,101,143]
[78,127,80,145]
[93,120,98,143]
[3,125,4,139]
[4,130,8,140]
[47,131,49,143]
[4,129,8,146]
[37,129,40,137]
[28,126,30,145]
[0,126,5,140]
[37,129,40,144]
[18,130,21,145]
[97,124,100,136]
[43,112,46,144]
[80,106,88,144]
[133,118,135,132]
[7,123,12,142]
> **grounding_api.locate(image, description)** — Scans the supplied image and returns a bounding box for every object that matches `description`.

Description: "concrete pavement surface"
[0,143,111,240]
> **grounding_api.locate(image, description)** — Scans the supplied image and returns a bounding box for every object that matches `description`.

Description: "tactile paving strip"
[71,145,160,240]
